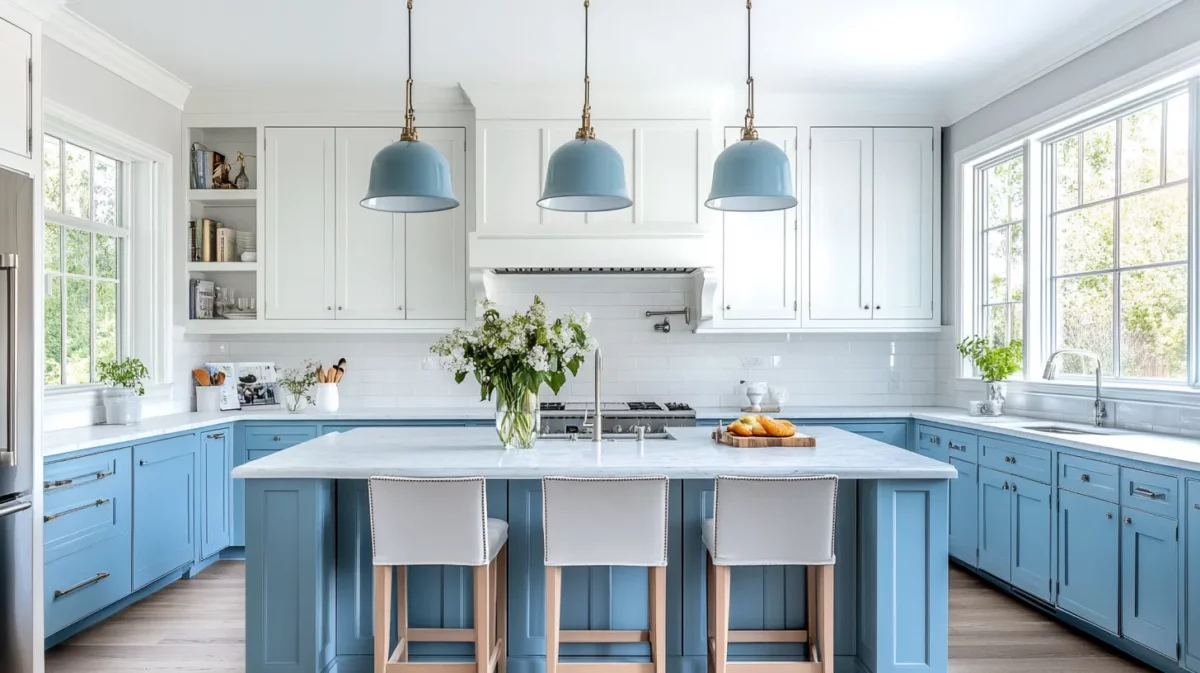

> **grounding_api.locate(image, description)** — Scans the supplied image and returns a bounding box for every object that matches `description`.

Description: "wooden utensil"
[214,371,226,386]
[193,369,211,386]
[316,365,326,384]
[712,430,816,448]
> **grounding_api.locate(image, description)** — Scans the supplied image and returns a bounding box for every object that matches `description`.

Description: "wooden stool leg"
[474,564,491,673]
[397,566,408,662]
[650,566,666,673]
[497,547,508,673]
[805,565,816,659]
[820,564,834,673]
[374,566,392,673]
[712,564,730,673]
[490,558,499,658]
[706,553,715,659]
[546,567,562,673]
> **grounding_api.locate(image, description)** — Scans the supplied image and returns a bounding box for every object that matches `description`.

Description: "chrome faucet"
[1043,349,1108,427]
[581,348,603,443]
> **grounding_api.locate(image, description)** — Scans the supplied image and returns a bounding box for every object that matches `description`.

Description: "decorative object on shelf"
[235,230,256,258]
[234,151,253,190]
[279,361,319,413]
[212,157,235,189]
[744,381,767,411]
[98,357,149,425]
[205,363,241,410]
[957,336,1023,415]
[769,386,789,410]
[706,1,796,212]
[360,0,459,213]
[431,297,595,449]
[537,0,631,213]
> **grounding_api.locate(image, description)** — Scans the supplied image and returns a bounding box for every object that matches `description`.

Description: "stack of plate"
[236,232,256,262]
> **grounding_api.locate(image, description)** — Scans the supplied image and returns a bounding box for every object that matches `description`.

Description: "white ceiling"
[64,0,1177,118]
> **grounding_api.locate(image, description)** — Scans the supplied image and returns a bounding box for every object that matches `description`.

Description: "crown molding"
[944,0,1182,124]
[12,0,191,109]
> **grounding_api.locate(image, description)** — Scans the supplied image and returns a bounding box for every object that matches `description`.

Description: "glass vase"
[495,386,539,449]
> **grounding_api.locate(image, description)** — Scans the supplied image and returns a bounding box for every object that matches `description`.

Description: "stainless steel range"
[539,401,696,439]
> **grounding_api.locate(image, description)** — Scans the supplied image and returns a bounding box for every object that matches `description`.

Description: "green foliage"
[279,360,320,404]
[958,337,1023,383]
[97,357,148,396]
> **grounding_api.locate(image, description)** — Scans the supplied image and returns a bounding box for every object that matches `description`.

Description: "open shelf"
[188,189,257,205]
[187,262,258,273]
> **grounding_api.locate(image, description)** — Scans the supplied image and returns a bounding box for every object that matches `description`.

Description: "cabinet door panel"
[1121,508,1179,659]
[335,128,404,320]
[199,429,232,559]
[0,19,31,160]
[1010,476,1052,602]
[1057,490,1118,633]
[948,457,977,565]
[871,128,934,320]
[635,126,698,225]
[977,467,1011,582]
[722,126,797,320]
[132,435,197,590]
[1185,480,1200,671]
[478,124,542,230]
[265,127,336,319]
[808,127,872,320]
[405,128,467,320]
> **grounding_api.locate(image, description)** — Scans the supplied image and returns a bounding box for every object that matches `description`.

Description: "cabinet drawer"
[244,425,317,452]
[1058,453,1119,503]
[1120,467,1177,518]
[918,424,977,463]
[979,437,1052,484]
[44,534,133,636]
[44,448,133,563]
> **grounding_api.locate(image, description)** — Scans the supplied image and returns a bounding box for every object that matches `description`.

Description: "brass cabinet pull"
[1132,486,1165,500]
[928,436,940,444]
[54,572,110,599]
[44,470,115,492]
[1125,517,1133,525]
[1105,512,1112,519]
[44,498,111,523]
[208,432,225,440]
[1081,474,1090,482]
[948,441,965,451]
[273,435,281,442]
[1011,482,1018,493]
[1002,481,1009,490]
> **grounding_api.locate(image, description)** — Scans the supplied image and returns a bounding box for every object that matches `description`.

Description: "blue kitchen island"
[233,425,956,673]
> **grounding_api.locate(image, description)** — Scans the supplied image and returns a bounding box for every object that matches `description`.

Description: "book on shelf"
[216,227,236,262]
[189,279,216,319]
[188,220,197,262]
[199,218,219,262]
[190,143,225,190]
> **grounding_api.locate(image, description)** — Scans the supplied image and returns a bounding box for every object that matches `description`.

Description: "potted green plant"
[278,361,319,413]
[432,297,595,449]
[957,336,1023,415]
[97,357,149,425]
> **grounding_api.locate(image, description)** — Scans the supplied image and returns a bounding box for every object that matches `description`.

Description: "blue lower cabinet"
[232,424,318,547]
[132,434,198,589]
[199,428,233,560]
[948,457,977,564]
[1009,475,1052,602]
[43,448,132,564]
[44,533,133,636]
[977,467,1011,583]
[1056,490,1119,633]
[1185,480,1200,672]
[1120,507,1179,659]
[826,422,907,449]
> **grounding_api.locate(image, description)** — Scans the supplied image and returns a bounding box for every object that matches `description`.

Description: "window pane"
[1010,221,1024,302]
[65,228,90,275]
[96,281,117,367]
[65,277,92,385]
[1120,105,1163,194]
[1120,265,1186,379]
[1054,203,1114,275]
[1119,183,1188,267]
[986,157,1024,226]
[95,235,117,279]
[1082,122,1116,204]
[1056,274,1114,375]
[988,304,1008,346]
[64,143,91,220]
[1012,304,1024,345]
[43,223,59,272]
[1165,94,1189,182]
[1055,136,1080,209]
[43,276,61,385]
[93,155,118,227]
[986,227,1008,302]
[43,136,60,212]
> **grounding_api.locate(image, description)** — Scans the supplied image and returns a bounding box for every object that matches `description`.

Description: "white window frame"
[41,100,174,410]
[974,149,1026,352]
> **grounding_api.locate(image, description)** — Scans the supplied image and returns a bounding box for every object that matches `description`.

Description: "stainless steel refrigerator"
[0,165,36,673]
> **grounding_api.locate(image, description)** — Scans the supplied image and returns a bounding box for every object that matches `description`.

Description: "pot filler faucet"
[1043,349,1107,427]
[581,348,603,443]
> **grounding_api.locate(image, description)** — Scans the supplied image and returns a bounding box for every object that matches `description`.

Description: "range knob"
[613,425,623,434]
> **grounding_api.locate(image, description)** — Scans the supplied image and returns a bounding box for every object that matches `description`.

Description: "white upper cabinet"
[0,17,31,165]
[806,126,936,327]
[335,128,405,320]
[721,126,798,320]
[265,127,336,320]
[476,119,711,229]
[404,128,466,320]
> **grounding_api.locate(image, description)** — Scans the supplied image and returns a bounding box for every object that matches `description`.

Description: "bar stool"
[369,476,508,673]
[704,475,838,673]
[542,476,670,673]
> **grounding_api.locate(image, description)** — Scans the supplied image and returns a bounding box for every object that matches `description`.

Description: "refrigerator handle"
[0,253,16,468]
[0,498,30,519]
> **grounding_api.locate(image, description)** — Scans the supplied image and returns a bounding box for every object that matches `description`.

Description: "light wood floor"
[45,561,1152,672]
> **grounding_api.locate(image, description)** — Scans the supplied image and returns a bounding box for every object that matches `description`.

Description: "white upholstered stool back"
[369,476,504,567]
[542,476,669,567]
[707,475,838,566]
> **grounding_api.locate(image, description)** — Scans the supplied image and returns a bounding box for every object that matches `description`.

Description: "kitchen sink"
[1021,425,1104,436]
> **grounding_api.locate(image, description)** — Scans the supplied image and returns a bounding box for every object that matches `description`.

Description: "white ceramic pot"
[986,381,1007,414]
[196,386,222,413]
[285,394,308,413]
[102,388,143,425]
[315,383,340,413]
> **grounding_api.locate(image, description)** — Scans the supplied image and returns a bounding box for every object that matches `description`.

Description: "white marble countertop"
[230,426,958,480]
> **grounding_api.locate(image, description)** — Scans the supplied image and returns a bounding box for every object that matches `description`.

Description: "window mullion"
[1113,117,1123,378]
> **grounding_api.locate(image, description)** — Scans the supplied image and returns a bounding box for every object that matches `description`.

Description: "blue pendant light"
[361,0,460,214]
[706,1,796,212]
[538,0,631,213]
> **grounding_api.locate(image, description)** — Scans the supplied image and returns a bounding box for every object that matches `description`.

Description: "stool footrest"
[726,664,821,673]
[559,629,650,644]
[728,630,808,644]
[407,628,477,643]
[386,664,479,673]
[559,664,655,673]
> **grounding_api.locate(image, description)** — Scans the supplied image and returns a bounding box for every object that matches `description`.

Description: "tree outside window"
[978,153,1024,350]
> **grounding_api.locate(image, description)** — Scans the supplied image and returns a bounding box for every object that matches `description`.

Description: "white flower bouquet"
[431,297,595,448]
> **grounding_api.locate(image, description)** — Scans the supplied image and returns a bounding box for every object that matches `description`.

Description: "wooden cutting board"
[712,430,816,448]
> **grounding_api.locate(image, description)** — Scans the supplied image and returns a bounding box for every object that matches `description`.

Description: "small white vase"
[102,388,143,425]
[285,394,308,413]
[986,381,1007,415]
[315,383,340,414]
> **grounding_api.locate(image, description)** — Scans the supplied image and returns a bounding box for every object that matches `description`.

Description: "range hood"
[468,225,717,274]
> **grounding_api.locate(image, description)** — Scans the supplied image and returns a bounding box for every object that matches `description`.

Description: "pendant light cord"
[742,0,758,141]
[401,0,419,142]
[576,0,596,140]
